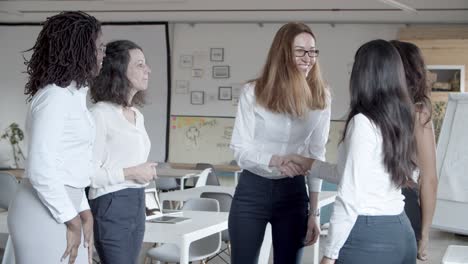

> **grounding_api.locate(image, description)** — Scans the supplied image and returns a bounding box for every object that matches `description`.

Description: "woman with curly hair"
[88,40,155,264]
[7,11,104,264]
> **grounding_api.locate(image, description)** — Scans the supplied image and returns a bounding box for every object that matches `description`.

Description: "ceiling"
[1,0,468,24]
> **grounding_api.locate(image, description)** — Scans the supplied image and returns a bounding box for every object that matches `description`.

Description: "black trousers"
[90,188,145,264]
[402,186,422,240]
[229,170,309,264]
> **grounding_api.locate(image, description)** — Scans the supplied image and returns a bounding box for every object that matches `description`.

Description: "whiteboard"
[168,116,235,165]
[168,116,345,166]
[433,92,468,235]
[0,23,169,164]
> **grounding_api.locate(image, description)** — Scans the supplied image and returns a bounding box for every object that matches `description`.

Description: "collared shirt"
[310,114,405,259]
[88,102,151,200]
[26,82,95,224]
[230,83,330,192]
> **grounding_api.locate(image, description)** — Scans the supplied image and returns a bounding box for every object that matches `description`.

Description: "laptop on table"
[145,188,190,224]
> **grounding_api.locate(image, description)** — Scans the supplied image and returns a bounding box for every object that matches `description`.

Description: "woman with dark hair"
[88,40,155,264]
[7,11,104,264]
[229,22,330,264]
[390,40,438,261]
[286,39,418,264]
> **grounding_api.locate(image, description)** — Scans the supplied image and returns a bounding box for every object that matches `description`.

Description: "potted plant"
[1,122,26,168]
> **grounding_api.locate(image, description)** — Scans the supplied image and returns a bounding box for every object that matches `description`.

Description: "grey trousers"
[336,212,417,264]
[7,179,88,264]
[90,187,145,264]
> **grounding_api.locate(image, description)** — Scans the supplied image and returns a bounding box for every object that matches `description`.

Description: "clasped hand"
[271,154,315,177]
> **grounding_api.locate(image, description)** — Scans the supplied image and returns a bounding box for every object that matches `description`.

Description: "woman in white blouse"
[8,11,104,264]
[88,40,156,264]
[229,22,330,264]
[286,39,418,264]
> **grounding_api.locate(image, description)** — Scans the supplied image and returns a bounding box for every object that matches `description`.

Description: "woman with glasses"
[7,11,104,264]
[229,22,330,264]
[390,40,438,261]
[88,40,156,264]
[285,39,418,264]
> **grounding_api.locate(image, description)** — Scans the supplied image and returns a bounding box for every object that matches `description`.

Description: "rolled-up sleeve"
[28,89,77,224]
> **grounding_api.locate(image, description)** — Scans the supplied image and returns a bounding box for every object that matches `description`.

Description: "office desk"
[0,210,227,264]
[160,186,234,203]
[144,211,228,264]
[170,163,240,172]
[161,186,336,213]
[161,186,337,264]
[157,168,203,190]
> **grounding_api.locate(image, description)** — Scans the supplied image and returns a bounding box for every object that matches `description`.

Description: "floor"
[2,222,468,264]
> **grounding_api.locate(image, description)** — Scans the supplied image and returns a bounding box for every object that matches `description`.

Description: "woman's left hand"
[320,257,336,264]
[417,236,429,261]
[303,214,320,246]
[79,210,94,264]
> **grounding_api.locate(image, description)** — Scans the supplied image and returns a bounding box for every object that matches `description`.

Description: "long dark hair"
[344,39,417,187]
[390,40,432,123]
[90,40,145,107]
[24,11,101,100]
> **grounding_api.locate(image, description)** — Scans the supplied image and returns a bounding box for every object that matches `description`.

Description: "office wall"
[0,22,404,167]
[170,23,402,119]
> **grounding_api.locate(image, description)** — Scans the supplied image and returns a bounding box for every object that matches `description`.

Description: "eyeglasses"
[294,49,319,58]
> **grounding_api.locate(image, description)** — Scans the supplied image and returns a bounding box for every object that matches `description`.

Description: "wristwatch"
[309,208,320,217]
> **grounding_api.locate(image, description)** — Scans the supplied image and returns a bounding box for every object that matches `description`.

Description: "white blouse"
[88,102,151,200]
[230,83,330,192]
[26,83,95,224]
[310,114,405,259]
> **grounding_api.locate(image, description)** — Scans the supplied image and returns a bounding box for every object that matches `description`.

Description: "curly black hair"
[90,40,146,107]
[24,11,101,100]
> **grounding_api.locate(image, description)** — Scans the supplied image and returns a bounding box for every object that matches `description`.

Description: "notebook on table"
[145,188,190,224]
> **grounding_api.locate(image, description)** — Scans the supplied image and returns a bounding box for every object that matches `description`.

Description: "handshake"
[270,154,316,177]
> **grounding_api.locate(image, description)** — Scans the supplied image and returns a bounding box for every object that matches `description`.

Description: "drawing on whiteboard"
[185,126,200,146]
[169,116,235,165]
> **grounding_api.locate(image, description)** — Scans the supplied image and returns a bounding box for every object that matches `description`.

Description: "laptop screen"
[145,188,163,219]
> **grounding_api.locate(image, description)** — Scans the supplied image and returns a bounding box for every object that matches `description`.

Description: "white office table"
[144,210,228,264]
[157,168,203,190]
[160,185,234,203]
[0,210,227,264]
[160,186,337,264]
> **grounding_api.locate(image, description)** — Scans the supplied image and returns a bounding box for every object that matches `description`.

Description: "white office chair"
[194,168,212,188]
[0,171,20,264]
[200,192,232,263]
[195,163,220,186]
[145,198,222,264]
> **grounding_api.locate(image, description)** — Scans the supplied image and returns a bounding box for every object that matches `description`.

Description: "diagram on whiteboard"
[169,116,235,165]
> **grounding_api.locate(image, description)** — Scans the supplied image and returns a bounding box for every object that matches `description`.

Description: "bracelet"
[309,208,320,217]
